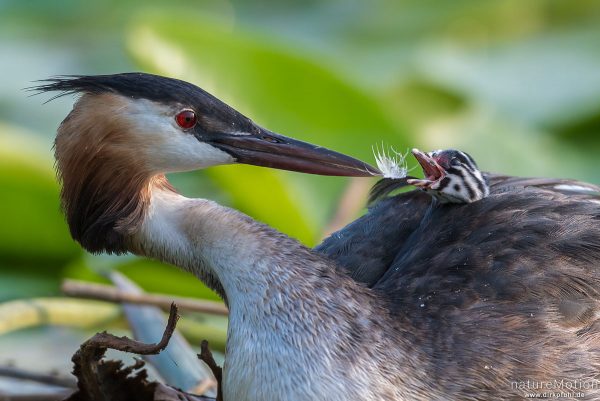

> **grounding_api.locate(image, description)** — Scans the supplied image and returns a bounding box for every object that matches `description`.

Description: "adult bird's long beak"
[206,129,381,177]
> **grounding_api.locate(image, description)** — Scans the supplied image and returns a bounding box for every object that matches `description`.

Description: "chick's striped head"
[408,148,489,204]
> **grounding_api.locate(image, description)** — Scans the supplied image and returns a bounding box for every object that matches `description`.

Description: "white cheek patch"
[430,164,490,204]
[430,175,470,203]
[119,98,235,172]
[153,134,235,172]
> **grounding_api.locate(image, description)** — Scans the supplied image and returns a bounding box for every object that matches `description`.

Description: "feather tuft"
[373,144,408,179]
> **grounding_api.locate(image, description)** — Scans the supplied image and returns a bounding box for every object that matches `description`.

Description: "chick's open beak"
[407,148,446,188]
[207,129,381,177]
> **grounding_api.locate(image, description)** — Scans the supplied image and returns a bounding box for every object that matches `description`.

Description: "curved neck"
[132,184,369,312]
[127,182,423,400]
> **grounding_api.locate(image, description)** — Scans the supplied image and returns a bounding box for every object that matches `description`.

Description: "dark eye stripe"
[462,165,486,195]
[447,166,476,200]
[451,161,486,196]
[463,179,476,200]
[437,176,452,191]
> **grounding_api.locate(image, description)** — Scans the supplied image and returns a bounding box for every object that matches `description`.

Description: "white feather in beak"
[372,144,408,180]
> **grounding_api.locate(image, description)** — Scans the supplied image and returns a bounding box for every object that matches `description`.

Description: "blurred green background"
[1,0,600,386]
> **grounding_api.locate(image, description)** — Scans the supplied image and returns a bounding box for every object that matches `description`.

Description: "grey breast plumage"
[316,174,600,397]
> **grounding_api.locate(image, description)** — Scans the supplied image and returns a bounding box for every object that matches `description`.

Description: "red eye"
[175,110,197,129]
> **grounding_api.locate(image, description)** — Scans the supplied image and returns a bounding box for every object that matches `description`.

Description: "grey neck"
[130,187,424,401]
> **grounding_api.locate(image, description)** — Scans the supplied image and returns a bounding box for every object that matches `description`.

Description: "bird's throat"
[121,185,422,401]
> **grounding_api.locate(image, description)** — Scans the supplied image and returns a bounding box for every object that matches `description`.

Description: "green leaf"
[0,124,80,267]
[0,269,60,301]
[0,298,120,335]
[414,29,600,128]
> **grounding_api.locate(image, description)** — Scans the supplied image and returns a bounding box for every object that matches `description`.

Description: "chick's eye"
[175,110,197,129]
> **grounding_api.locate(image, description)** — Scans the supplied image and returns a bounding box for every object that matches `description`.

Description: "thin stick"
[81,303,180,355]
[61,280,228,316]
[198,341,223,401]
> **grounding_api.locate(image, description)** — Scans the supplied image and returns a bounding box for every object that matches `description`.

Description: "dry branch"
[61,280,228,316]
[79,302,179,356]
[198,341,223,401]
[67,303,215,401]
